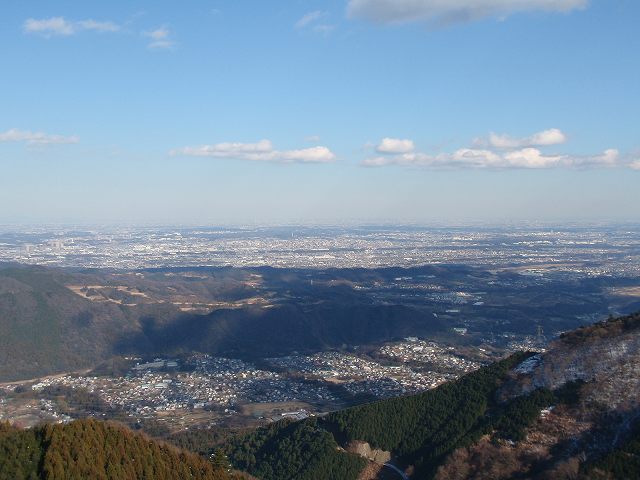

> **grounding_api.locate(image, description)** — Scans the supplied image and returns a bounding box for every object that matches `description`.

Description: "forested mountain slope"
[0,265,142,381]
[0,418,236,480]
[225,353,538,479]
[219,313,640,480]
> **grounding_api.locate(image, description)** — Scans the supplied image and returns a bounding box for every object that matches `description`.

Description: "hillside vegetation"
[225,353,548,479]
[216,313,640,479]
[587,417,640,479]
[3,313,640,479]
[0,265,141,381]
[0,418,235,480]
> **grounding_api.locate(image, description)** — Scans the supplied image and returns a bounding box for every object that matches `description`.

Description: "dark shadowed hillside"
[0,265,141,381]
[123,303,446,359]
[0,261,631,385]
[0,264,447,381]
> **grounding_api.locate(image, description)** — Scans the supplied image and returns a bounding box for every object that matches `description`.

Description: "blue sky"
[1,0,639,225]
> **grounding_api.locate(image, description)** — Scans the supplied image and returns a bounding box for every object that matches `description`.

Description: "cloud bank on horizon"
[0,129,79,146]
[347,0,588,25]
[362,129,633,169]
[170,140,336,164]
[2,123,633,171]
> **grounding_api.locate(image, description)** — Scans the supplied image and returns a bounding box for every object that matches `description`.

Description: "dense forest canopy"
[0,419,236,480]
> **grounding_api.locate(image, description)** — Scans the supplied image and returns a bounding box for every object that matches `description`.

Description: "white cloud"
[295,11,334,34]
[450,148,503,167]
[629,160,640,171]
[363,147,619,169]
[171,140,336,164]
[24,17,120,37]
[0,128,79,145]
[295,11,325,28]
[362,130,624,169]
[347,0,587,26]
[24,17,74,36]
[501,148,563,168]
[363,148,502,168]
[143,27,175,49]
[568,148,619,167]
[502,147,619,168]
[275,146,336,163]
[174,140,273,156]
[376,137,415,154]
[476,128,568,149]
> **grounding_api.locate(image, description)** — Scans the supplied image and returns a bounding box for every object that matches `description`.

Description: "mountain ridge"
[213,313,640,479]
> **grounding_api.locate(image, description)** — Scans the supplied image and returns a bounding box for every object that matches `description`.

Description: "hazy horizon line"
[1,220,639,230]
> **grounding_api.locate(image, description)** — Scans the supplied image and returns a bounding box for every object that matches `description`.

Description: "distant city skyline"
[1,1,639,224]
